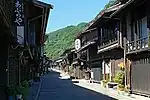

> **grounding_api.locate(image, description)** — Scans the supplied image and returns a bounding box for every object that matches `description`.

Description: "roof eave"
[85,3,124,30]
[110,0,134,18]
[32,0,53,9]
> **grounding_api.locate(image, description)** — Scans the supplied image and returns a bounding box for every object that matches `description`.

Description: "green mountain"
[44,0,118,60]
[45,22,88,59]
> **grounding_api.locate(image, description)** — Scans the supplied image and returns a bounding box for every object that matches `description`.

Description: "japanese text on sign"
[14,0,24,26]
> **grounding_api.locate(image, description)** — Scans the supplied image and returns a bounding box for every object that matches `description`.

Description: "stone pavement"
[37,71,116,100]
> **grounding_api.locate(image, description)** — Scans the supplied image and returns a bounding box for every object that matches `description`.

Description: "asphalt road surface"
[37,71,116,100]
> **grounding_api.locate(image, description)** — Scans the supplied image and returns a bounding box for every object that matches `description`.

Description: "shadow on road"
[37,71,117,100]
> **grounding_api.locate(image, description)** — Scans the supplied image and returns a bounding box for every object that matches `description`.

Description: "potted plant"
[117,84,125,95]
[21,80,29,100]
[101,80,108,88]
[15,86,23,100]
[114,71,125,93]
[7,87,16,100]
[118,84,124,91]
[124,85,130,96]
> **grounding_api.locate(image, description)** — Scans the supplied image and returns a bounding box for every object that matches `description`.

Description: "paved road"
[38,71,116,100]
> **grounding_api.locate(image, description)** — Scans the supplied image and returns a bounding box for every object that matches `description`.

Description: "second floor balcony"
[98,29,123,53]
[77,28,98,52]
[126,37,149,54]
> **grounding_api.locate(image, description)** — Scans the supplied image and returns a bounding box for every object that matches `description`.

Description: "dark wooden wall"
[0,22,8,100]
[147,0,150,30]
[89,44,98,60]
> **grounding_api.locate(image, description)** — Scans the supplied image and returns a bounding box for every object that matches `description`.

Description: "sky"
[39,0,110,33]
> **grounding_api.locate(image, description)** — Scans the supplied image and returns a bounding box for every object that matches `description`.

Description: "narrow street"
[37,71,116,100]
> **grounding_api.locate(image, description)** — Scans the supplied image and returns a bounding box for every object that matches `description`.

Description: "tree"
[104,0,118,9]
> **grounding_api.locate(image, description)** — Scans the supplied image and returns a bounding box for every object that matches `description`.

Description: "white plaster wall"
[102,61,111,74]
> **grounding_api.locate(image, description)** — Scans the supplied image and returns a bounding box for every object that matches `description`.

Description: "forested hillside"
[45,22,88,59]
[45,0,118,60]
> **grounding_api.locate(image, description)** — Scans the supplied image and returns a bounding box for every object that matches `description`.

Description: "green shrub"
[21,80,29,100]
[15,80,29,100]
[102,80,109,87]
[15,86,23,95]
[124,85,130,93]
[21,80,29,88]
[118,84,125,88]
[118,84,125,91]
[114,71,125,85]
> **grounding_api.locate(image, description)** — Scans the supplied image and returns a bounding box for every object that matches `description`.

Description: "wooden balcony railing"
[82,37,98,47]
[126,37,149,53]
[98,31,122,50]
[0,0,14,26]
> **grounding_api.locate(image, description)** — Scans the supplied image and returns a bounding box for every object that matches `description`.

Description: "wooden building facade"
[0,0,53,99]
[0,0,16,99]
[75,3,125,82]
[75,0,150,96]
[76,27,101,80]
[111,0,150,96]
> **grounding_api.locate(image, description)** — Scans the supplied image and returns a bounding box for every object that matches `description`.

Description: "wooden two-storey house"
[0,0,52,98]
[10,0,52,83]
[110,0,150,96]
[77,3,124,82]
[4,0,53,99]
[95,4,125,82]
[76,23,101,80]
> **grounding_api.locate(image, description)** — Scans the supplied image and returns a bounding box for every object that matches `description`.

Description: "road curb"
[34,78,43,100]
[74,81,135,100]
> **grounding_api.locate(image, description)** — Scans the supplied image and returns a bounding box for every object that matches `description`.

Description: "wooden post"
[109,61,112,81]
[120,21,123,47]
[123,37,127,86]
[102,60,106,80]
[148,0,150,48]
[7,46,9,86]
[127,58,131,88]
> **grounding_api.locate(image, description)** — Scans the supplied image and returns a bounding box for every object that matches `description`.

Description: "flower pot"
[16,94,22,100]
[8,96,14,100]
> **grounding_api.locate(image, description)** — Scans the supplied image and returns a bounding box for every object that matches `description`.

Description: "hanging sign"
[14,0,25,45]
[14,0,24,26]
[75,39,81,50]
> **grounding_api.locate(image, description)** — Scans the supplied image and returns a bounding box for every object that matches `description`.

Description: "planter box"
[16,94,22,100]
[8,96,14,100]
